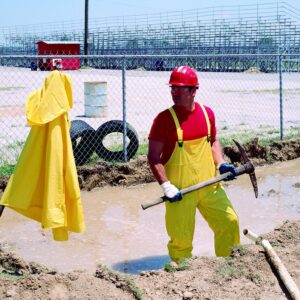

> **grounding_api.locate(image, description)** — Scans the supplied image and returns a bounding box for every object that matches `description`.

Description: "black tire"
[95,120,139,161]
[70,120,96,166]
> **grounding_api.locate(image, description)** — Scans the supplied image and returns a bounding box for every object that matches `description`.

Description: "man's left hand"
[218,162,237,181]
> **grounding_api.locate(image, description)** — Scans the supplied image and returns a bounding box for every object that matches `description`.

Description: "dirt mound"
[224,138,300,166]
[1,220,299,299]
[1,138,299,192]
[76,138,300,190]
[77,155,153,191]
[134,220,300,299]
[0,246,137,300]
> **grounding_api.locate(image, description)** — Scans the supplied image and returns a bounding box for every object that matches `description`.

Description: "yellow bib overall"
[165,105,240,263]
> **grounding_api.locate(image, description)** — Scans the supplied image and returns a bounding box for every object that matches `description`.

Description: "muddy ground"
[0,138,300,299]
[1,220,299,300]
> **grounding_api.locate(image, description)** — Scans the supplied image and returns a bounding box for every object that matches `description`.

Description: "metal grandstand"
[1,1,300,71]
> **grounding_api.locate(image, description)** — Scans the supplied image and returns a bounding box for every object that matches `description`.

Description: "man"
[148,66,240,264]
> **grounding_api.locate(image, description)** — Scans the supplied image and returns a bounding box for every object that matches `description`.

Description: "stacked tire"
[95,120,139,161]
[70,120,96,166]
[70,120,139,165]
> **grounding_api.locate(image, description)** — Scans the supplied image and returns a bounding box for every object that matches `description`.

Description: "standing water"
[0,159,299,274]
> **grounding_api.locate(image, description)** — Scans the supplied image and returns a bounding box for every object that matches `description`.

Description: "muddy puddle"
[0,159,299,275]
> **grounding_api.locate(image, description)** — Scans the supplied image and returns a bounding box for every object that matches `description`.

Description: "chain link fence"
[0,54,299,170]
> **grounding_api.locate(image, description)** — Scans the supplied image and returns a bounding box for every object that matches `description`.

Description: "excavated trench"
[0,139,300,275]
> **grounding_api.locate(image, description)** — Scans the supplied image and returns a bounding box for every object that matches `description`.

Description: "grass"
[96,264,143,300]
[0,262,28,281]
[279,126,300,141]
[163,262,177,272]
[221,88,300,95]
[135,140,148,156]
[219,125,300,146]
[127,278,143,300]
[258,125,273,129]
[85,152,100,165]
[266,129,280,135]
[0,140,25,176]
[231,244,248,256]
[164,258,190,272]
[1,125,299,171]
[0,86,25,91]
[0,272,25,281]
[218,257,243,279]
[0,164,15,176]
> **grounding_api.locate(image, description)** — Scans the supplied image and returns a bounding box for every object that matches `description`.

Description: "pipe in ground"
[243,229,300,300]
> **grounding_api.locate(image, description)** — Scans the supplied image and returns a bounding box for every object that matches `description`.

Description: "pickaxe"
[141,140,258,210]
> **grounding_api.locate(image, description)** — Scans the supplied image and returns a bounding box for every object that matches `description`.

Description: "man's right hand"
[161,181,182,203]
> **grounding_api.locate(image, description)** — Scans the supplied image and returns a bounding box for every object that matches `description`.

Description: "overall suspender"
[168,104,211,146]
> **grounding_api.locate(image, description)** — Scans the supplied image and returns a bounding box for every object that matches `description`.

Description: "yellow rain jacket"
[165,105,240,263]
[0,70,85,241]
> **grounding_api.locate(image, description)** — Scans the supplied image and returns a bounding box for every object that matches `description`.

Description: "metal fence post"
[278,53,283,140]
[122,57,128,162]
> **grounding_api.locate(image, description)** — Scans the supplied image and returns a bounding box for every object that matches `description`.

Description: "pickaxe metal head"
[233,139,258,198]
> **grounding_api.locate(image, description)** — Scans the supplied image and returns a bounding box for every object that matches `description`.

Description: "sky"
[1,0,300,28]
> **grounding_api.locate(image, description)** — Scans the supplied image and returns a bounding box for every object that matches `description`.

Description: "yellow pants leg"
[197,184,240,256]
[165,192,197,263]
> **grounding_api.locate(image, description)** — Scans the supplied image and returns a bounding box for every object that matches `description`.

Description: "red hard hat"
[169,66,199,87]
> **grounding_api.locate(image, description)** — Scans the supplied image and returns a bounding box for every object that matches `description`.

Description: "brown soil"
[0,220,299,299]
[1,138,300,192]
[0,138,300,299]
[75,138,300,191]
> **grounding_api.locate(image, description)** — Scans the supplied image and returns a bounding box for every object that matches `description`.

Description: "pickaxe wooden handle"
[141,140,258,210]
